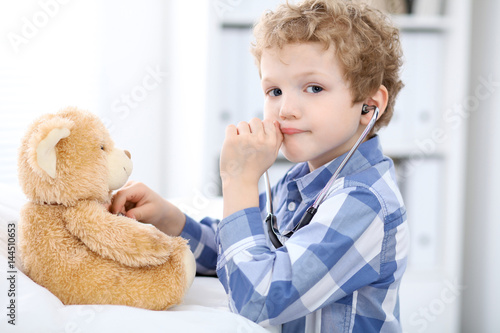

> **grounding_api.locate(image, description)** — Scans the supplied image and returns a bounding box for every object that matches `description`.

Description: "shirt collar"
[285,135,385,200]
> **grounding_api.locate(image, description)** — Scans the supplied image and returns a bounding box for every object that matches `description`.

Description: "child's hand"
[220,118,283,187]
[109,181,186,236]
[220,119,282,217]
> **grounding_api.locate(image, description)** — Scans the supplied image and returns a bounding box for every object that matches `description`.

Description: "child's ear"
[361,85,388,125]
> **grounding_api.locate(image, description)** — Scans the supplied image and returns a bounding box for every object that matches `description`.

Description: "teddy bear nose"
[124,150,131,159]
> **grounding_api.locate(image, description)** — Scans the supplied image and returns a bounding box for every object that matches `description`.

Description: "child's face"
[261,42,365,170]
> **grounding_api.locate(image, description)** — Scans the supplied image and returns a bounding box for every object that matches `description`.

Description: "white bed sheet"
[0,184,278,333]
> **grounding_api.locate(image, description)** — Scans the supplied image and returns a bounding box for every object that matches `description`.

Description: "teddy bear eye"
[100,145,105,150]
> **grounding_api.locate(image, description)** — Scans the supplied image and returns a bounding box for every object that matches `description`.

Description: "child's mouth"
[281,128,306,135]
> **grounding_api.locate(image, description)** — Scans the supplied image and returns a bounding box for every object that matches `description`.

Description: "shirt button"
[287,202,297,211]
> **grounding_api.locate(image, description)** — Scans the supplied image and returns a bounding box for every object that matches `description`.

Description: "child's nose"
[279,95,301,119]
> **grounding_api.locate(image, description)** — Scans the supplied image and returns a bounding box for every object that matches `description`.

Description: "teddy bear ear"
[36,127,71,179]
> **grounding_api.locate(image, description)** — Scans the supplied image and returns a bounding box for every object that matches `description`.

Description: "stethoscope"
[264,105,380,248]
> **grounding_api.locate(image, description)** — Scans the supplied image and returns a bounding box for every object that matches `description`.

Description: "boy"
[111,0,409,331]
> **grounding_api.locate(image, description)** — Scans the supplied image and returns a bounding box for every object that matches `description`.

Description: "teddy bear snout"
[124,150,131,159]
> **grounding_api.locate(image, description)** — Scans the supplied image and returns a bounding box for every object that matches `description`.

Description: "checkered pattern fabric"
[181,136,409,332]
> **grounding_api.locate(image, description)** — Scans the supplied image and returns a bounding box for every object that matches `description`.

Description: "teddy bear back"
[18,108,114,206]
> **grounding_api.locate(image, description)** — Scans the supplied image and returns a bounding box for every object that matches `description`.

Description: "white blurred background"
[0,0,498,332]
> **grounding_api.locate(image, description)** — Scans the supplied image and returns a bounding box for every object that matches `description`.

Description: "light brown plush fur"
[18,107,196,310]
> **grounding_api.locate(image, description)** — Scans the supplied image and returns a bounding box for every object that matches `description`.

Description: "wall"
[0,0,212,200]
[462,0,500,331]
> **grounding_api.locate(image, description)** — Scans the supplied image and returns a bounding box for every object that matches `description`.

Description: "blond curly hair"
[251,0,404,133]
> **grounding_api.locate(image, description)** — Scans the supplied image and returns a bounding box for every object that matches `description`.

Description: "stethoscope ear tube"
[295,206,317,233]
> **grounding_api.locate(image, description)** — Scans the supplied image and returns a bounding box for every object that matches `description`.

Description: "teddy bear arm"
[64,202,176,267]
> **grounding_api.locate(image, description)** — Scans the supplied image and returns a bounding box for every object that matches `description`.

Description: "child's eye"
[268,88,282,97]
[306,85,323,93]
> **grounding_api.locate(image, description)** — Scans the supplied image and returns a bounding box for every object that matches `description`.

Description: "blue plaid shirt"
[181,136,409,332]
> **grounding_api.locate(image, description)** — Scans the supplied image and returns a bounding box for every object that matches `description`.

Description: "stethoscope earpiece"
[362,104,374,115]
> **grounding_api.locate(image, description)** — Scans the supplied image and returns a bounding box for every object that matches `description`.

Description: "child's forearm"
[222,180,260,218]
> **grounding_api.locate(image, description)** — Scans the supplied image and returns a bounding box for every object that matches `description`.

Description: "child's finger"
[262,119,283,146]
[274,121,284,143]
[236,121,251,135]
[109,192,126,214]
[225,124,238,138]
[248,118,264,135]
[110,185,141,214]
[126,207,140,220]
[262,119,276,135]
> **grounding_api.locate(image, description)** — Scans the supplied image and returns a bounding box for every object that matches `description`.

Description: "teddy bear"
[17,107,196,310]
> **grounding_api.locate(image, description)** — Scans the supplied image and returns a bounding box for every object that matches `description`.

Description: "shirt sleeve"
[180,214,218,275]
[215,185,397,326]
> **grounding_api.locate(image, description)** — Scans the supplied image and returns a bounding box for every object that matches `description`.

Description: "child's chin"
[281,149,307,164]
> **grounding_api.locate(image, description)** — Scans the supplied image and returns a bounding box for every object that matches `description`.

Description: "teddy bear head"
[18,107,133,206]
